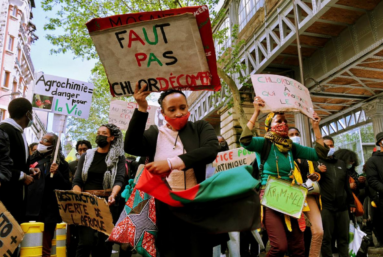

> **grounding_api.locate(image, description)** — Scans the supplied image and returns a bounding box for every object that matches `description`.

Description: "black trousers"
[321,208,350,257]
[75,226,113,257]
[372,199,383,244]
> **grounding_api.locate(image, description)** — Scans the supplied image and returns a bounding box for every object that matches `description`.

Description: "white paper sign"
[108,100,158,130]
[34,72,94,119]
[206,148,256,178]
[251,74,315,119]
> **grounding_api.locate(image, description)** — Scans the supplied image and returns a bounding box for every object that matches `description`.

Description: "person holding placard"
[240,97,329,257]
[26,132,71,257]
[288,127,323,257]
[72,124,125,257]
[124,85,226,257]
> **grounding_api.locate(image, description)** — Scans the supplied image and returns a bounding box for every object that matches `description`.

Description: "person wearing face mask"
[366,132,383,246]
[240,97,329,257]
[25,132,70,257]
[218,136,229,152]
[68,140,92,183]
[72,123,125,257]
[0,98,40,230]
[288,127,323,257]
[316,136,355,257]
[124,85,225,257]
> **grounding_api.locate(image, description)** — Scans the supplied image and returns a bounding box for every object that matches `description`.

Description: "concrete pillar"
[362,97,383,136]
[229,0,239,27]
[294,112,312,147]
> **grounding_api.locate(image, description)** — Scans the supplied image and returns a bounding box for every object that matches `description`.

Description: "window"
[18,48,21,62]
[239,0,264,31]
[12,6,17,17]
[2,71,10,88]
[215,18,231,56]
[7,36,14,51]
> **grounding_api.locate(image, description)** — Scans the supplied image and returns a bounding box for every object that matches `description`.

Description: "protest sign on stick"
[108,101,158,130]
[86,6,221,96]
[89,13,210,96]
[55,190,114,235]
[261,176,308,219]
[0,202,24,256]
[206,148,256,178]
[251,74,315,119]
[34,72,94,119]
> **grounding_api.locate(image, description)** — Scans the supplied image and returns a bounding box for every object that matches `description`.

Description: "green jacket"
[240,126,327,186]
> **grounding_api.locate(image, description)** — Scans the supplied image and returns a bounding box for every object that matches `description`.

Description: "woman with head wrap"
[72,123,126,257]
[26,132,71,257]
[240,97,328,257]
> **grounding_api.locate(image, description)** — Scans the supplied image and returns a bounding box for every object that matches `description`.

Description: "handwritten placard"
[86,6,221,96]
[34,72,94,119]
[206,148,256,178]
[261,176,308,219]
[251,74,315,119]
[89,13,211,96]
[0,202,24,256]
[108,101,158,130]
[55,190,114,235]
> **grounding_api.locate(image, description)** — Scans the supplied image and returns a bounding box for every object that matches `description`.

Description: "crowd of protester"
[0,91,382,257]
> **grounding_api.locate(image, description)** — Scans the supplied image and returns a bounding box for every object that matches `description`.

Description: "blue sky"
[30,0,97,82]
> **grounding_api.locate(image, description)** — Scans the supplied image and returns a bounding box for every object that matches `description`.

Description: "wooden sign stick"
[51,131,62,178]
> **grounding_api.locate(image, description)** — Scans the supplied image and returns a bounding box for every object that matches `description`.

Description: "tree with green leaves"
[42,0,253,142]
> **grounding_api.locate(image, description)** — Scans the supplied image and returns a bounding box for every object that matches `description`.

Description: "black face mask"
[95,135,109,148]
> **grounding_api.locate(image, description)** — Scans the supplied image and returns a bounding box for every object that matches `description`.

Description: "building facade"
[0,0,47,143]
[187,0,383,166]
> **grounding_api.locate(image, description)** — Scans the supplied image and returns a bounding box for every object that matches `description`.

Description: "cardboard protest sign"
[251,74,315,119]
[261,176,308,219]
[108,100,158,130]
[55,190,114,235]
[0,202,24,256]
[206,148,256,178]
[86,6,221,96]
[34,72,94,119]
[88,13,209,96]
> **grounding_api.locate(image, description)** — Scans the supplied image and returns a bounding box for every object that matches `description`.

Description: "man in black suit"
[0,98,40,224]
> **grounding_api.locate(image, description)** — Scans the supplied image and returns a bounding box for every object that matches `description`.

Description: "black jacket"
[124,109,219,183]
[318,158,354,211]
[366,151,383,194]
[0,123,29,222]
[26,152,71,223]
[68,160,78,183]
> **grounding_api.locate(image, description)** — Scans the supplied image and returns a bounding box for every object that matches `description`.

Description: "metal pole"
[293,0,305,84]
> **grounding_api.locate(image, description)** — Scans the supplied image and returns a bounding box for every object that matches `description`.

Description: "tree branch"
[217,68,248,130]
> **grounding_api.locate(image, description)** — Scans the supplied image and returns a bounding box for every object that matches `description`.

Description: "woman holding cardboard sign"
[240,96,329,257]
[72,123,125,257]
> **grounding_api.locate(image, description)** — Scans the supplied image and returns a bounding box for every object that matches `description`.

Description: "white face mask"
[37,144,51,154]
[327,147,336,157]
[290,136,301,145]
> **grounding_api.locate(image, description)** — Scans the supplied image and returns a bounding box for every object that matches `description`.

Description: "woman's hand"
[253,97,265,115]
[146,160,170,176]
[307,173,319,182]
[318,163,327,172]
[310,112,321,128]
[50,163,59,175]
[134,83,151,112]
[350,182,357,190]
[72,185,82,193]
[108,194,116,206]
